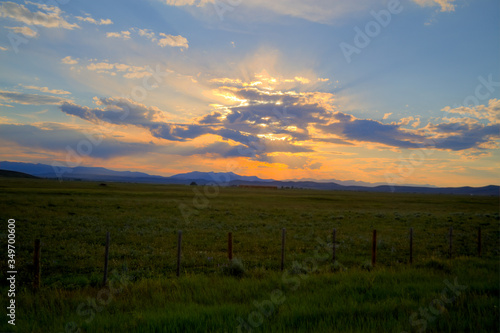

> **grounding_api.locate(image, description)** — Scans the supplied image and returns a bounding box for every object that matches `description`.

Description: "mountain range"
[1,161,498,196]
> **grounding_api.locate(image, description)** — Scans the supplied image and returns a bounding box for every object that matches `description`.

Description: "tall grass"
[0,178,498,332]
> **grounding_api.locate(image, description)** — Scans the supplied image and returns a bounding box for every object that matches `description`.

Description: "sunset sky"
[0,0,499,187]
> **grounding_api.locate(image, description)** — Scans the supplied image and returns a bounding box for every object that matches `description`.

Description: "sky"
[0,0,499,187]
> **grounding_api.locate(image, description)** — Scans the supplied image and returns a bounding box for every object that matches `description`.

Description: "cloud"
[0,1,79,29]
[60,97,312,157]
[0,123,157,159]
[412,0,456,12]
[61,98,164,127]
[256,154,320,170]
[322,116,426,149]
[58,72,500,167]
[209,70,325,91]
[163,0,458,24]
[20,85,71,95]
[4,26,38,38]
[442,99,500,125]
[61,56,78,65]
[106,31,131,40]
[137,28,156,41]
[162,0,383,24]
[75,15,113,25]
[84,60,153,79]
[164,0,213,6]
[86,62,115,71]
[0,46,7,51]
[383,113,392,120]
[157,33,189,49]
[320,107,500,152]
[0,90,69,105]
[184,141,252,158]
[104,28,189,49]
[430,122,500,151]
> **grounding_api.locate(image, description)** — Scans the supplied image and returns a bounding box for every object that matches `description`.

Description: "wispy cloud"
[163,0,459,25]
[75,14,113,25]
[412,0,456,12]
[442,99,500,125]
[61,56,78,65]
[0,90,69,105]
[158,33,189,49]
[20,84,71,95]
[130,28,189,49]
[163,0,214,6]
[136,28,156,40]
[4,26,38,38]
[0,123,157,159]
[84,60,154,79]
[106,30,131,40]
[117,28,190,49]
[0,1,79,29]
[162,0,380,24]
[0,46,7,51]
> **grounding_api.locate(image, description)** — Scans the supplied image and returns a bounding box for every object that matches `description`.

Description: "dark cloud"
[0,123,157,159]
[322,118,425,149]
[0,90,69,105]
[431,122,500,151]
[60,90,500,165]
[313,137,354,145]
[61,99,160,127]
[230,87,296,105]
[60,97,312,156]
[189,141,254,158]
[198,111,223,124]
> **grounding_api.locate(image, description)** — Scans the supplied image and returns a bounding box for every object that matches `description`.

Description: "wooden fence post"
[477,227,481,257]
[332,228,337,264]
[177,231,182,277]
[33,239,41,291]
[281,228,286,271]
[449,227,453,259]
[409,228,413,265]
[371,230,377,267]
[228,232,233,261]
[102,232,110,286]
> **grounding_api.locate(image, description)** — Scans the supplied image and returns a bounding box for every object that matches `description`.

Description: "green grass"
[0,178,498,332]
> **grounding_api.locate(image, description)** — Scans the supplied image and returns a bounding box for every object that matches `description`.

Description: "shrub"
[290,261,309,275]
[361,261,373,271]
[222,258,246,277]
[417,258,452,273]
[331,261,347,272]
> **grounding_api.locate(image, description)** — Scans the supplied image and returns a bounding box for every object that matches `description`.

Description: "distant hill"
[0,161,165,182]
[0,169,39,179]
[0,161,498,196]
[170,171,273,183]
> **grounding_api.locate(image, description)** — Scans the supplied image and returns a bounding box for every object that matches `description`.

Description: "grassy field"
[0,178,498,332]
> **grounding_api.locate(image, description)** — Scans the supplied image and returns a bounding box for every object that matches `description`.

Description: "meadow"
[0,177,498,332]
